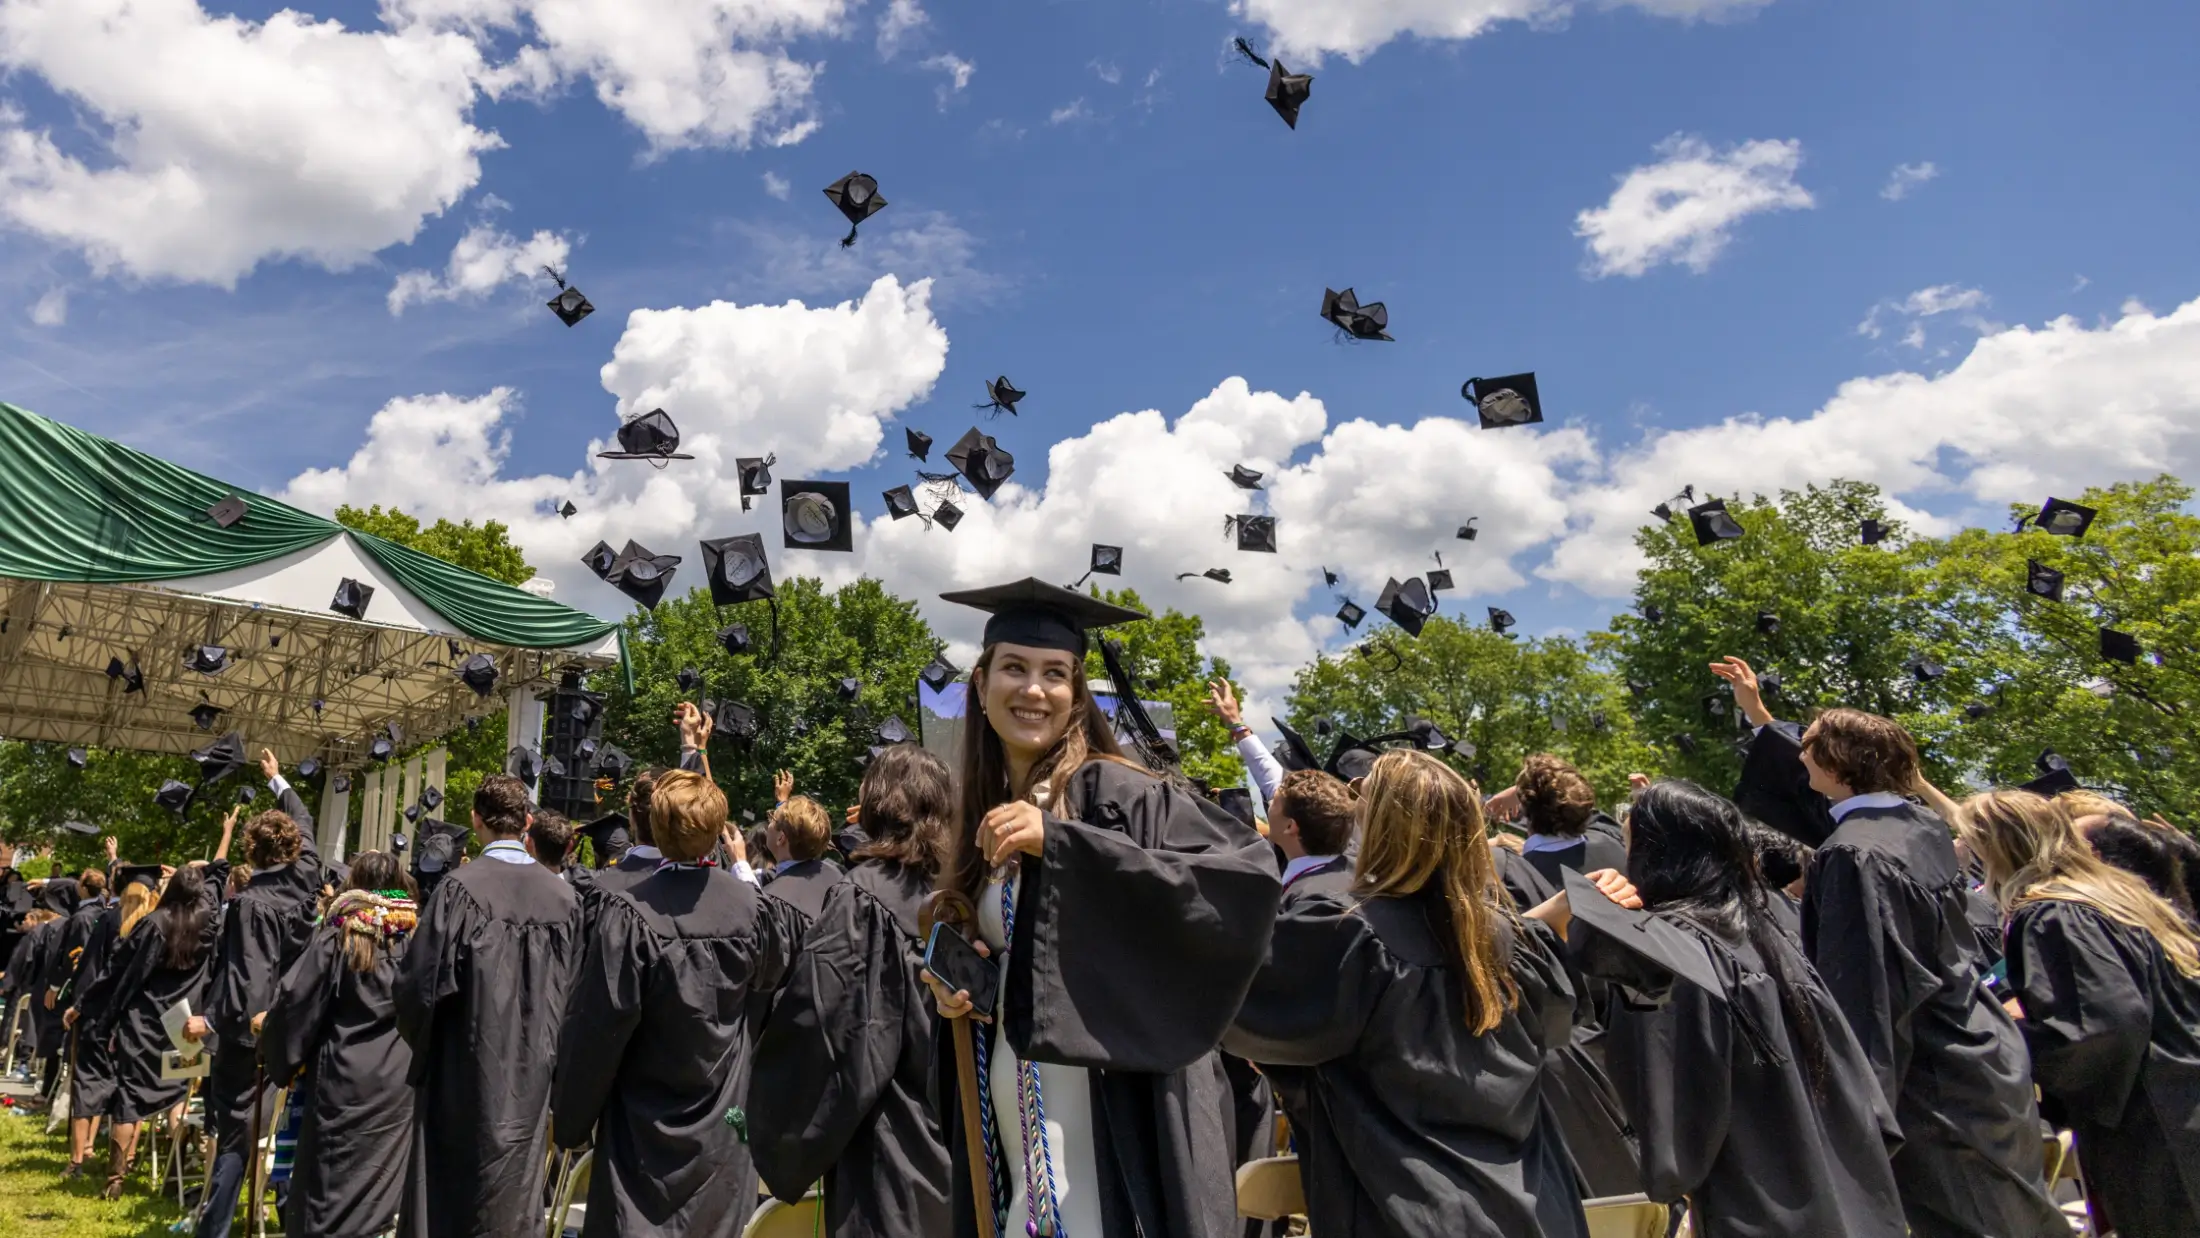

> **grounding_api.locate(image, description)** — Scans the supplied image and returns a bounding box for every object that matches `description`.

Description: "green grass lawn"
[0,1109,191,1238]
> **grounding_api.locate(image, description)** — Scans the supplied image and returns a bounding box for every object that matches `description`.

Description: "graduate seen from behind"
[1532,779,1907,1236]
[260,849,419,1238]
[920,578,1281,1238]
[751,742,958,1238]
[553,703,801,1238]
[1225,748,1590,1238]
[1958,791,2200,1238]
[395,772,581,1238]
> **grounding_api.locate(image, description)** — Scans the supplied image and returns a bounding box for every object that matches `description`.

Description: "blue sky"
[1,0,2196,710]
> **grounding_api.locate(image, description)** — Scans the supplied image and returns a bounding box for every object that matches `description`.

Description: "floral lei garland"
[327,889,418,942]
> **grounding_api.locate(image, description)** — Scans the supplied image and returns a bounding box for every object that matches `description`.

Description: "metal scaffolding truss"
[0,576,617,770]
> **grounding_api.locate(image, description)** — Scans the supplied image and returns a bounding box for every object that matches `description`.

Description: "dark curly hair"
[1515,753,1597,838]
[244,811,303,869]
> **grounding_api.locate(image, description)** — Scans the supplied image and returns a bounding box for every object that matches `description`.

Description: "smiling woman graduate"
[920,578,1282,1238]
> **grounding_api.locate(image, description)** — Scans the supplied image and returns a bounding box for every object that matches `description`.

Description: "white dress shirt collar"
[1829,791,1909,823]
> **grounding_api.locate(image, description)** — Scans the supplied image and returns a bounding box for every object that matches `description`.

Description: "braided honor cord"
[998,874,1066,1237]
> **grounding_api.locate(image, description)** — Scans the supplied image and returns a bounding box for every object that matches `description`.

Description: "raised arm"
[1208,680,1283,811]
[262,748,319,861]
[676,702,713,781]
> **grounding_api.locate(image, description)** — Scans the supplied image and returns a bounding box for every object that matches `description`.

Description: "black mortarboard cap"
[1757,670,1783,696]
[294,757,320,780]
[2026,560,2065,602]
[117,863,165,891]
[189,645,229,675]
[1488,607,1516,635]
[1322,566,1338,587]
[544,755,568,778]
[59,819,98,837]
[1319,287,1391,341]
[1231,515,1277,553]
[1674,732,1699,755]
[824,172,888,246]
[507,747,540,785]
[1376,577,1431,637]
[1703,690,1731,721]
[2035,498,2097,538]
[421,785,443,812]
[884,485,920,520]
[700,533,775,606]
[906,428,932,461]
[1201,568,1232,583]
[605,540,681,609]
[782,481,854,552]
[1560,867,1725,997]
[582,540,619,579]
[1272,717,1319,773]
[1326,732,1380,783]
[190,731,247,783]
[1906,656,1946,682]
[1643,603,1664,624]
[737,453,776,509]
[1406,717,1451,750]
[837,677,861,701]
[1463,373,1543,429]
[546,279,594,327]
[2020,750,2081,797]
[189,701,223,730]
[597,409,694,462]
[677,665,701,693]
[1089,544,1123,576]
[595,745,633,780]
[370,732,395,762]
[1336,600,1365,629]
[1427,568,1454,592]
[1860,518,1888,545]
[718,623,753,656]
[877,715,912,746]
[945,428,1015,500]
[559,500,577,519]
[1688,499,1745,546]
[1756,610,1780,635]
[579,813,631,861]
[1265,58,1312,129]
[1963,702,1990,721]
[459,652,499,696]
[577,736,601,762]
[1731,721,1834,848]
[980,376,1026,416]
[715,699,760,743]
[933,500,964,531]
[1457,519,1479,541]
[404,802,423,823]
[66,747,86,769]
[2100,627,2140,664]
[154,780,193,814]
[1227,464,1265,490]
[940,578,1146,655]
[325,580,369,620]
[919,654,959,692]
[207,494,248,528]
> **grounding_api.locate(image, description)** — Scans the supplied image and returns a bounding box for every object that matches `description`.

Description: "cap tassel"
[841,223,860,249]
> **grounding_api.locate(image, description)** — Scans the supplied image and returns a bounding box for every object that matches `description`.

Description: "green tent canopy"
[0,401,620,765]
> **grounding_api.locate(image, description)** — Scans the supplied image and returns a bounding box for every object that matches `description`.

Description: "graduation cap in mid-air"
[415,820,473,876]
[1272,717,1320,773]
[106,657,145,693]
[2100,627,2141,664]
[543,267,594,326]
[404,802,425,824]
[714,699,761,744]
[2020,750,2080,798]
[781,482,854,552]
[190,732,247,783]
[1488,607,1517,635]
[932,500,964,531]
[330,577,374,621]
[1463,373,1543,429]
[296,757,321,779]
[737,455,775,513]
[507,747,541,786]
[978,376,1026,416]
[876,715,913,747]
[905,428,933,461]
[1320,287,1391,341]
[718,623,753,657]
[59,819,99,837]
[1089,544,1123,576]
[1427,566,1454,592]
[458,653,500,696]
[1906,656,1947,683]
[919,654,959,693]
[1228,515,1278,553]
[2031,497,2097,539]
[1457,519,1479,542]
[699,534,774,607]
[558,499,577,519]
[596,410,694,466]
[1336,599,1365,629]
[1227,464,1265,490]
[66,747,86,770]
[154,780,194,815]
[1756,611,1781,635]
[1963,702,1991,721]
[1687,499,1746,546]
[594,745,633,781]
[207,494,249,528]
[2026,560,2065,602]
[837,677,862,702]
[940,577,1147,656]
[1674,732,1699,755]
[1264,58,1313,129]
[188,645,230,675]
[581,540,619,580]
[1860,518,1889,546]
[1177,568,1233,584]
[677,665,702,694]
[189,701,224,731]
[1376,577,1433,637]
[883,485,920,520]
[824,171,888,247]
[606,541,681,609]
[945,428,1016,500]
[370,727,398,762]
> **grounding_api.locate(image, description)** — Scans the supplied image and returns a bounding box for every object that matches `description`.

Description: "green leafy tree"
[1079,588,1246,791]
[0,744,241,872]
[598,576,940,818]
[336,505,536,586]
[1286,616,1654,808]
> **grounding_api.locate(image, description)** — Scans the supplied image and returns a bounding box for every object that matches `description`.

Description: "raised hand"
[1206,679,1244,728]
[1708,656,1773,727]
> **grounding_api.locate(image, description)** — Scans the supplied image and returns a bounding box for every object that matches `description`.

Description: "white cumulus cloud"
[921,52,974,106]
[1574,134,1814,279]
[876,0,925,57]
[28,286,64,326]
[1232,0,1774,63]
[1881,161,1939,201]
[1856,284,1990,344]
[762,171,792,199]
[388,224,571,314]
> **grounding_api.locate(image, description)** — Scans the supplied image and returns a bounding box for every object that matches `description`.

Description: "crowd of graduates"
[0,577,2195,1238]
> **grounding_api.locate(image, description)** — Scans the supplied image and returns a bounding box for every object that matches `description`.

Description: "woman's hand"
[250,1011,267,1037]
[1708,657,1774,728]
[921,938,993,1022]
[1584,868,1643,910]
[1628,772,1652,793]
[62,1007,77,1029]
[772,770,794,803]
[979,802,1045,865]
[182,1015,210,1044]
[1483,784,1522,822]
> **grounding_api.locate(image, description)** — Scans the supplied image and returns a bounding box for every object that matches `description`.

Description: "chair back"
[1235,1156,1307,1221]
[1582,1193,1670,1238]
[744,1194,822,1238]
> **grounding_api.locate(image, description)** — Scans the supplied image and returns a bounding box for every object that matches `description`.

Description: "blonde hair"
[651,770,728,863]
[1354,749,1519,1034]
[118,879,159,938]
[1961,790,2200,979]
[771,795,831,863]
[2056,789,2136,823]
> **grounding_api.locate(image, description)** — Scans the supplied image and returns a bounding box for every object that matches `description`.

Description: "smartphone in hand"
[923,922,999,1021]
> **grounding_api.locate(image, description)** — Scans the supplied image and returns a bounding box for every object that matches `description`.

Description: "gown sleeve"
[1510,917,1581,1056]
[1602,968,1731,1203]
[1222,890,1385,1066]
[1005,761,1283,1073]
[749,883,898,1200]
[87,922,163,1045]
[262,925,341,1085]
[394,876,475,1084]
[550,893,652,1150]
[207,899,292,1051]
[2006,901,2154,1127]
[1805,843,1937,1116]
[1734,722,1837,848]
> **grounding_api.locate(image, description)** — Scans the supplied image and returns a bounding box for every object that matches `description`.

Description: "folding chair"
[742,1190,821,1238]
[43,1059,71,1133]
[1582,1193,1671,1238]
[546,1149,592,1238]
[1234,1155,1306,1221]
[0,1000,24,1075]
[171,1087,206,1207]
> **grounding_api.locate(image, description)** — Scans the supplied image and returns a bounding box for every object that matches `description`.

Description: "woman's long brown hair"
[1354,749,1519,1034]
[941,643,1132,904]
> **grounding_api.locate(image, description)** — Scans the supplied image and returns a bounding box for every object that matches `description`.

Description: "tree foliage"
[0,745,230,875]
[1286,616,1654,807]
[1080,587,1246,791]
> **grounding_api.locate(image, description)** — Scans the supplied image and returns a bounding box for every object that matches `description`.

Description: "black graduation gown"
[2006,899,2200,1238]
[751,860,949,1238]
[65,903,123,1117]
[551,867,800,1238]
[1255,857,1353,1198]
[82,881,222,1122]
[762,858,846,922]
[264,917,415,1238]
[1490,845,1643,1198]
[1224,887,1588,1238]
[206,793,320,1164]
[394,856,581,1238]
[16,919,62,1058]
[935,760,1281,1238]
[1803,805,2062,1238]
[1570,909,1908,1237]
